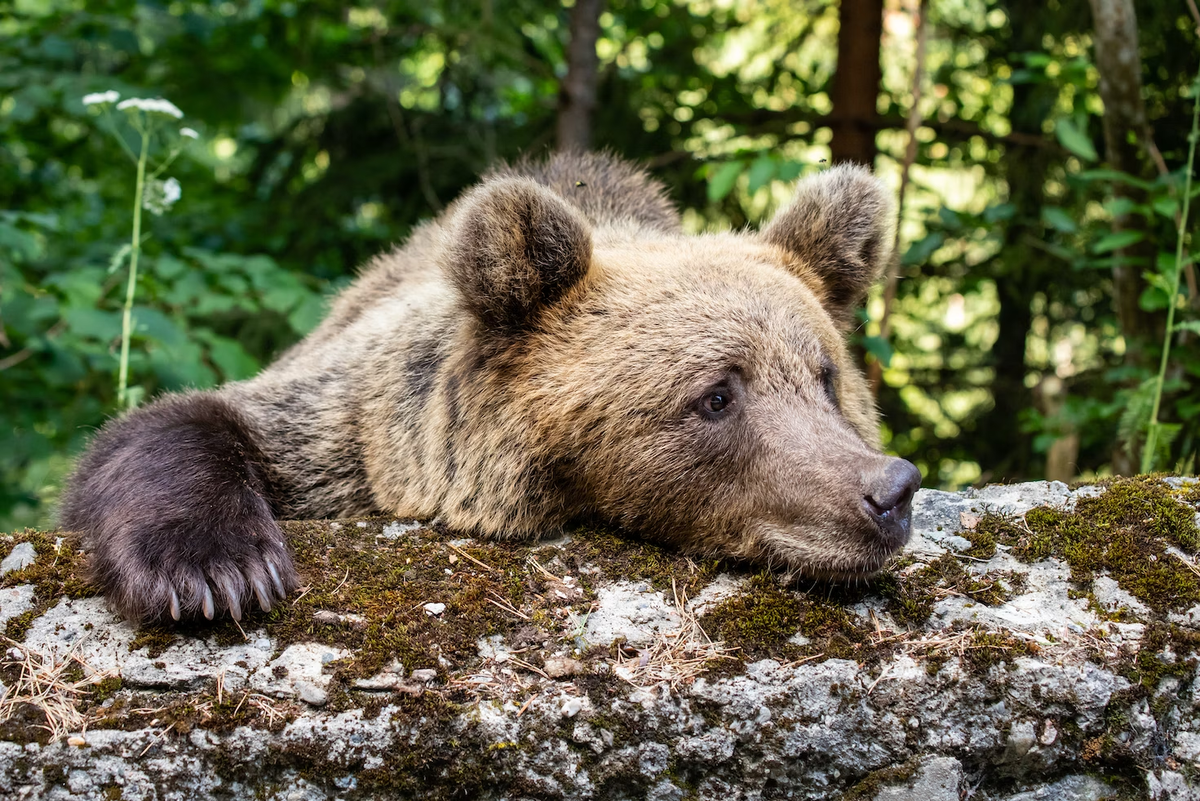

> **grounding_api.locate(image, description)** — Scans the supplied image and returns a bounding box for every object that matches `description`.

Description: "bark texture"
[557,0,605,152]
[830,0,885,165]
[1088,0,1158,355]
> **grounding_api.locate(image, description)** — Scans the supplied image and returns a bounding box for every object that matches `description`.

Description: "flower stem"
[117,126,149,410]
[1141,62,1200,473]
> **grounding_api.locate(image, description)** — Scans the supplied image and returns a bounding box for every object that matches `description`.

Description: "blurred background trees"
[1,0,1197,532]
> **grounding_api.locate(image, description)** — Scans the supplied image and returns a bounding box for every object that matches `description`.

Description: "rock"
[872,756,962,801]
[1003,774,1117,800]
[0,541,36,576]
[380,520,422,540]
[543,656,583,678]
[0,584,35,627]
[2,478,1199,799]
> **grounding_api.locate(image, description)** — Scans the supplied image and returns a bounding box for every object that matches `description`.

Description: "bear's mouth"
[757,508,915,585]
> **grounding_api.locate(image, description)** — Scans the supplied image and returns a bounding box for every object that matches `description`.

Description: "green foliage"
[0,0,1197,532]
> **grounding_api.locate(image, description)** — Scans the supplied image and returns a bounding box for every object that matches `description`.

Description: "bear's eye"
[698,386,735,420]
[821,360,839,409]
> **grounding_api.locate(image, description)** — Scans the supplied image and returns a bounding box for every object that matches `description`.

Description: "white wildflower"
[116,97,184,119]
[162,177,181,205]
[82,90,120,106]
[180,127,199,139]
[142,177,182,216]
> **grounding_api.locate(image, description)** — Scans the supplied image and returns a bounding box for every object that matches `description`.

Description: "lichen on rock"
[1,477,1199,799]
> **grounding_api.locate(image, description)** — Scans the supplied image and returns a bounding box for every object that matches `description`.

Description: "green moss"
[0,531,97,648]
[875,554,1018,628]
[89,676,123,703]
[961,628,1038,673]
[1001,477,1200,613]
[565,527,721,597]
[255,518,583,688]
[960,515,1003,559]
[1126,624,1200,690]
[129,625,179,657]
[0,530,95,601]
[4,609,36,642]
[701,573,805,661]
[701,573,882,664]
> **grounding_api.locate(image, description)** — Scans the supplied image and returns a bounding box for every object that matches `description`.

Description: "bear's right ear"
[444,177,593,331]
[761,165,895,329]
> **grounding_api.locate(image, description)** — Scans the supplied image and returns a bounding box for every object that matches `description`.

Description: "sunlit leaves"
[707,161,744,202]
[1054,117,1098,162]
[1041,207,1077,233]
[1091,230,1146,253]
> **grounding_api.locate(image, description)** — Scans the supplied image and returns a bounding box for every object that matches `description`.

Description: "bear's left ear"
[444,177,592,331]
[761,165,895,328]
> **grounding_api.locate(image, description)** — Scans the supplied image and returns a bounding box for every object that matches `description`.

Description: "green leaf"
[1054,117,1098,162]
[746,156,776,195]
[983,203,1015,223]
[132,306,188,349]
[902,233,944,266]
[775,161,804,182]
[1075,169,1155,191]
[1117,377,1156,456]
[1152,196,1180,220]
[1103,197,1139,218]
[937,207,962,229]
[1092,230,1145,253]
[63,308,121,342]
[707,161,744,202]
[0,222,42,261]
[1142,271,1175,295]
[287,294,326,335]
[1139,283,1171,311]
[259,272,310,314]
[148,339,216,390]
[154,254,189,281]
[45,268,107,307]
[1175,320,1200,335]
[196,331,260,380]
[1041,207,1078,233]
[860,335,893,367]
[1144,421,1181,472]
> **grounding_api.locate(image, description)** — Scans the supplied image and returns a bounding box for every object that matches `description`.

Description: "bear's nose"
[862,459,922,547]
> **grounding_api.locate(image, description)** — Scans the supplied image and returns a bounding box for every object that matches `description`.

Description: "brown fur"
[61,151,919,623]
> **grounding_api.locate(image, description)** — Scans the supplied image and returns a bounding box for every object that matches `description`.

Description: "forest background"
[1,0,1198,533]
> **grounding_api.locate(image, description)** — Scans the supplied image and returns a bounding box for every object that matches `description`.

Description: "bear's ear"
[761,165,895,328]
[444,177,593,331]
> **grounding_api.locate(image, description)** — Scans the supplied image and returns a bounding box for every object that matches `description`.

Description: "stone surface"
[1,479,1199,799]
[0,542,35,576]
[872,756,962,801]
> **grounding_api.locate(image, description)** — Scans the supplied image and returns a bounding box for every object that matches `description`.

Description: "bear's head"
[442,166,920,581]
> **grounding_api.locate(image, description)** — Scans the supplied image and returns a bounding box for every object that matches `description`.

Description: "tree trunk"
[1089,0,1158,474]
[557,0,604,152]
[830,0,884,165]
[972,0,1059,481]
[1088,0,1157,354]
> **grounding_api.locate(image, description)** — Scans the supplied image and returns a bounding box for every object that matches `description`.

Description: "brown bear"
[60,151,921,623]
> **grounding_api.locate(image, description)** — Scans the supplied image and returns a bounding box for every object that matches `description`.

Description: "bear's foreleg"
[60,392,298,623]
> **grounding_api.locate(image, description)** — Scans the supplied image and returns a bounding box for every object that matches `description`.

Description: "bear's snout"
[861,458,922,549]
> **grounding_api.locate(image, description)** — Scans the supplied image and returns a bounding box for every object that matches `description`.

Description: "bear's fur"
[61,151,921,623]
